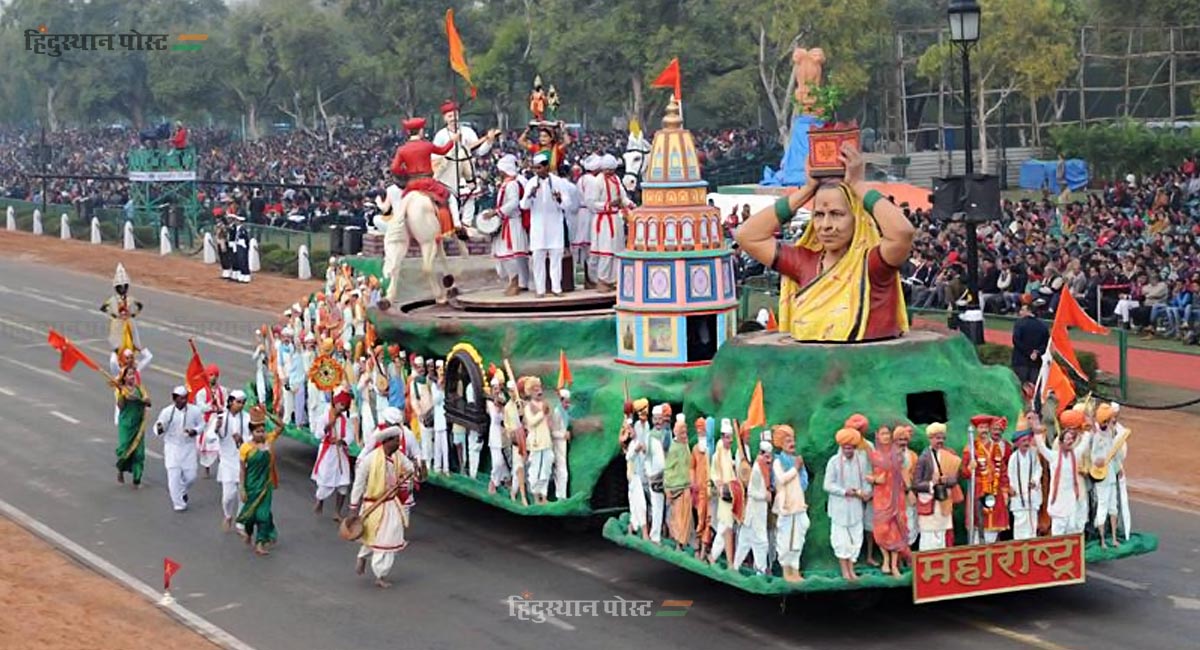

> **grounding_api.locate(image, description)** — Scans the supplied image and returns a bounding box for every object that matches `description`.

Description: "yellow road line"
[950,614,1076,650]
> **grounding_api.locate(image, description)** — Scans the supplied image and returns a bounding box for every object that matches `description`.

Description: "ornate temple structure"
[614,99,738,367]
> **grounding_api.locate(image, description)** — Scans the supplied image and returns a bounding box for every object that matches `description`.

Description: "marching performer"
[587,154,634,292]
[772,425,809,582]
[1034,409,1091,535]
[1007,415,1043,541]
[155,386,205,512]
[350,426,416,589]
[573,155,600,288]
[101,263,144,351]
[1090,403,1129,547]
[491,154,531,295]
[390,117,461,241]
[114,364,151,488]
[520,150,575,297]
[194,364,226,478]
[311,391,354,521]
[237,405,278,556]
[432,100,499,232]
[216,390,249,531]
[505,379,529,506]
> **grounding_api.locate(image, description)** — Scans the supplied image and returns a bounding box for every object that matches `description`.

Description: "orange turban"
[1059,410,1086,429]
[835,428,862,447]
[844,414,869,433]
[1095,404,1115,424]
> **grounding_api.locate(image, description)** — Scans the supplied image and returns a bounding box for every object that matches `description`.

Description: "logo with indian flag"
[172,33,208,52]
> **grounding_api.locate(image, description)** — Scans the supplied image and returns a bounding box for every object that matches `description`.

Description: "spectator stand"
[128,147,201,252]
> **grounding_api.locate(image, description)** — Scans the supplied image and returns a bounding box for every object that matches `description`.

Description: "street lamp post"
[949,0,984,344]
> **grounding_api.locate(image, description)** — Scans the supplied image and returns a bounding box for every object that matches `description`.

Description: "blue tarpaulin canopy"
[1019,159,1089,193]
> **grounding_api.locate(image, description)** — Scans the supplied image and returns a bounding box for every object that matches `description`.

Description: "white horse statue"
[376,184,474,307]
[621,128,652,195]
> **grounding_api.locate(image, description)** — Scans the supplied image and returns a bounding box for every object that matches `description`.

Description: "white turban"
[720,418,733,435]
[652,405,663,417]
[559,389,571,400]
[601,154,619,170]
[281,326,294,337]
[171,386,188,397]
[583,155,600,172]
[230,389,246,401]
[497,154,519,177]
[376,426,402,442]
[382,407,404,425]
[760,441,773,453]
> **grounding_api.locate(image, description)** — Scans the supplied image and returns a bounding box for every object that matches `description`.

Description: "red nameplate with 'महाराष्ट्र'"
[912,534,1086,604]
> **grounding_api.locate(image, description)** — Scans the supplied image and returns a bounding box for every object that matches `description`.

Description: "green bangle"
[774,196,793,223]
[863,189,885,215]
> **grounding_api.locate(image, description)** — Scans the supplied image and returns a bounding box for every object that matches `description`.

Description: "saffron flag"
[47,329,100,373]
[1041,359,1077,414]
[765,309,778,332]
[557,349,573,390]
[744,380,766,430]
[185,339,209,400]
[445,9,477,99]
[651,57,682,100]
[1050,288,1108,379]
[163,557,181,590]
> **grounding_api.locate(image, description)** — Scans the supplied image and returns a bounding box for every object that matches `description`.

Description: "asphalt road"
[0,257,1197,650]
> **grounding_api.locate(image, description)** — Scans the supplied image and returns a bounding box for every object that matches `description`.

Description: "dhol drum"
[474,209,502,237]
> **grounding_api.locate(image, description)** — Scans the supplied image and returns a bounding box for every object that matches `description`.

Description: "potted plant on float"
[802,83,860,178]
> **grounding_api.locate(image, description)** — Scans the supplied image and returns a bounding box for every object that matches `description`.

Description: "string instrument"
[1088,427,1132,482]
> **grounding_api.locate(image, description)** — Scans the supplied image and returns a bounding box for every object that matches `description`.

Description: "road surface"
[0,258,1196,650]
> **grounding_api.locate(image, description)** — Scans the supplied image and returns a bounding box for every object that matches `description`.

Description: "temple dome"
[643,99,704,186]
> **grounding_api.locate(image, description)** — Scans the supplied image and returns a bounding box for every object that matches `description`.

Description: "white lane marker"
[1089,570,1149,591]
[3,357,78,385]
[1169,596,1200,610]
[50,410,81,424]
[205,602,243,615]
[498,598,575,631]
[0,315,43,336]
[0,386,15,396]
[0,497,259,650]
[151,366,188,380]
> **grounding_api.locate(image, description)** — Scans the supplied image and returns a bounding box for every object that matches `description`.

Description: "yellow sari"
[777,184,909,342]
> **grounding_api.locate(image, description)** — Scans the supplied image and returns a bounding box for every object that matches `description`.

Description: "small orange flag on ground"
[185,339,209,400]
[163,557,181,590]
[765,308,778,332]
[651,57,682,100]
[744,380,765,430]
[557,349,573,390]
[445,9,477,99]
[47,328,100,373]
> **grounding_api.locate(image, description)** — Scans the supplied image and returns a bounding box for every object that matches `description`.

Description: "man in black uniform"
[1011,301,1049,384]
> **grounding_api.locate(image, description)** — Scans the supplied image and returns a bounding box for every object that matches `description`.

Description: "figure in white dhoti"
[505,380,529,506]
[431,365,450,474]
[621,419,648,538]
[432,100,499,231]
[734,441,774,575]
[193,364,226,477]
[350,426,415,589]
[523,377,554,504]
[520,151,575,297]
[1088,403,1129,547]
[708,419,738,566]
[311,391,354,521]
[772,425,809,582]
[644,410,667,543]
[1036,409,1091,536]
[914,423,962,551]
[825,428,872,582]
[574,155,600,288]
[278,328,304,425]
[587,154,634,292]
[551,389,572,501]
[154,387,205,512]
[486,370,511,494]
[215,391,249,531]
[1007,417,1043,541]
[491,155,531,295]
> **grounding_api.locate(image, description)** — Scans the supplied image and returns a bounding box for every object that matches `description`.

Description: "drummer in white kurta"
[193,364,226,477]
[573,155,600,288]
[491,155,531,296]
[520,150,575,298]
[154,386,205,512]
[588,154,634,292]
[215,390,250,531]
[311,391,354,521]
[350,426,415,588]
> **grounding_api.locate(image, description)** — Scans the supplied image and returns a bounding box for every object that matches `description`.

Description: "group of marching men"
[486,150,635,297]
[620,401,1132,583]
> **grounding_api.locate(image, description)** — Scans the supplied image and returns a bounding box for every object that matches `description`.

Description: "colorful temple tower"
[614,99,738,367]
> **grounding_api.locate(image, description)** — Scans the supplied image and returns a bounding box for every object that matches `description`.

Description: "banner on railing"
[129,171,197,182]
[912,534,1085,604]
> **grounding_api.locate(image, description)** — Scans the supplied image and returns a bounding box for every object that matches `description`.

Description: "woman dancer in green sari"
[115,366,151,487]
[238,405,279,556]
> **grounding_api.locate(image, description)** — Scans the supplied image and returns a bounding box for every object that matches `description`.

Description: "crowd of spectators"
[0,124,778,231]
[901,157,1200,343]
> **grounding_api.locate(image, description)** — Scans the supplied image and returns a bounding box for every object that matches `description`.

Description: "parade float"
[245,94,1154,602]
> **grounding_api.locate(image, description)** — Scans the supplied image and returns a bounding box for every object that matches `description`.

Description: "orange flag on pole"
[445,9,477,99]
[1041,359,1077,414]
[651,57,682,100]
[744,380,766,430]
[163,557,181,591]
[47,328,100,373]
[185,339,209,400]
[1050,287,1108,379]
[557,349,573,390]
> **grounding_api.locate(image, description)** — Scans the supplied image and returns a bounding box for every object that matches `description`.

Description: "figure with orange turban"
[772,425,809,582]
[962,415,1012,544]
[868,425,909,578]
[1007,414,1043,541]
[1035,408,1091,535]
[825,427,872,581]
[194,363,227,477]
[690,418,713,560]
[845,414,878,567]
[663,415,694,550]
[1089,403,1129,547]
[914,423,962,551]
[893,424,920,548]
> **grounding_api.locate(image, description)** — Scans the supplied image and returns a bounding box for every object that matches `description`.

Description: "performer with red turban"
[311,390,355,522]
[390,117,461,239]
